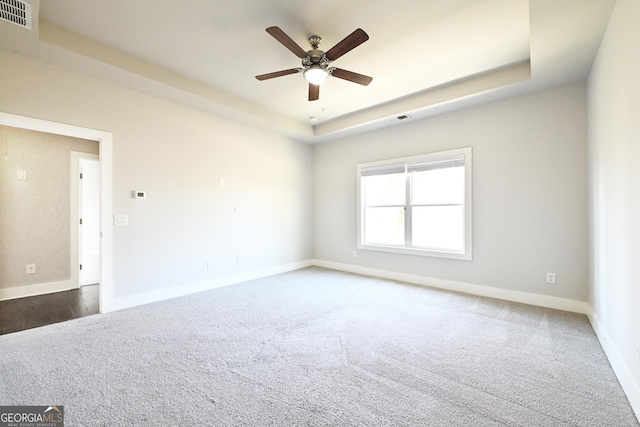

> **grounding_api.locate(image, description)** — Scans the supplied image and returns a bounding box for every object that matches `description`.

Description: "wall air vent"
[0,0,31,29]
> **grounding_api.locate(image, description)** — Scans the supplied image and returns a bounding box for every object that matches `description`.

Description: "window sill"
[357,243,472,261]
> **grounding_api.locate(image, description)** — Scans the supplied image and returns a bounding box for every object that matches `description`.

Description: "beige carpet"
[1,267,638,426]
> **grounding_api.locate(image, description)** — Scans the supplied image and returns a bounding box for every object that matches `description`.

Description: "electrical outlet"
[207,261,214,271]
[546,272,556,284]
[352,251,357,258]
[26,264,36,274]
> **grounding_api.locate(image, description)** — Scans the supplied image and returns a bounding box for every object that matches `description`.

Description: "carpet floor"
[0,267,638,426]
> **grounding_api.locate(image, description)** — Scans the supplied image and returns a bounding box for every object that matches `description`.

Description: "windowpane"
[412,206,464,251]
[364,173,405,206]
[364,207,405,245]
[357,147,471,260]
[411,167,464,205]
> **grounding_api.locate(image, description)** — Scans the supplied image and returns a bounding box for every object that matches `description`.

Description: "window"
[357,147,472,260]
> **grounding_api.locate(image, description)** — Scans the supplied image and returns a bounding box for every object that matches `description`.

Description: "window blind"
[406,157,465,173]
[360,163,406,177]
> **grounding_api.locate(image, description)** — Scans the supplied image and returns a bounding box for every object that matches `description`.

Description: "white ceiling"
[0,0,616,143]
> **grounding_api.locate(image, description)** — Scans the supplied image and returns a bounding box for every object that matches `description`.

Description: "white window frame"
[357,147,472,260]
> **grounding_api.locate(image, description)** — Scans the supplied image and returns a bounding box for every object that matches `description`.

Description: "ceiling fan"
[256,26,373,101]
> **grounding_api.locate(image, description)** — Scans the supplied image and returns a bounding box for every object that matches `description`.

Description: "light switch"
[114,215,128,226]
[17,170,27,180]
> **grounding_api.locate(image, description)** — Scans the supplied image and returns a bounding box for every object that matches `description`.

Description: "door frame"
[0,112,113,313]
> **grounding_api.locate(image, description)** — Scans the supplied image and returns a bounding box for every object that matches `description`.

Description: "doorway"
[0,135,104,334]
[0,112,113,314]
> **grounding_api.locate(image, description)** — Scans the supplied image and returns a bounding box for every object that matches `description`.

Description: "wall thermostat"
[133,190,146,199]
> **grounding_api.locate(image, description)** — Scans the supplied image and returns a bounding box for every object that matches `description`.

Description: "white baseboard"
[103,260,313,313]
[0,280,76,301]
[588,310,640,421]
[311,259,591,314]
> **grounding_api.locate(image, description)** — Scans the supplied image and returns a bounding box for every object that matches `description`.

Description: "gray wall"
[588,0,640,412]
[0,49,313,302]
[313,82,588,302]
[0,125,98,290]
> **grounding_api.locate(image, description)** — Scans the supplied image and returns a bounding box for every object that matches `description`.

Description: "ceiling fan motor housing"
[305,36,329,68]
[304,52,329,69]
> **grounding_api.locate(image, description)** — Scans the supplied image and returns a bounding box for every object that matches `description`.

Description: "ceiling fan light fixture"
[304,66,328,85]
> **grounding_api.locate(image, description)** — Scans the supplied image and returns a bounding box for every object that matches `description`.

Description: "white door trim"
[0,112,113,313]
[71,152,99,289]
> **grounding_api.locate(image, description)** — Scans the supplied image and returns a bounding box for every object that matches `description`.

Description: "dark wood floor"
[0,285,99,335]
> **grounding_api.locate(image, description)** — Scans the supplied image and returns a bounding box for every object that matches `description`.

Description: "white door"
[80,158,100,286]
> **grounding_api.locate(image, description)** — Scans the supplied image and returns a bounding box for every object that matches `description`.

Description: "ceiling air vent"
[387,114,411,123]
[0,0,31,29]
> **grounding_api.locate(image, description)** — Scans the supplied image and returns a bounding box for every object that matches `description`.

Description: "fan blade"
[309,84,320,101]
[325,28,369,61]
[256,68,301,81]
[330,68,373,86]
[266,26,308,59]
